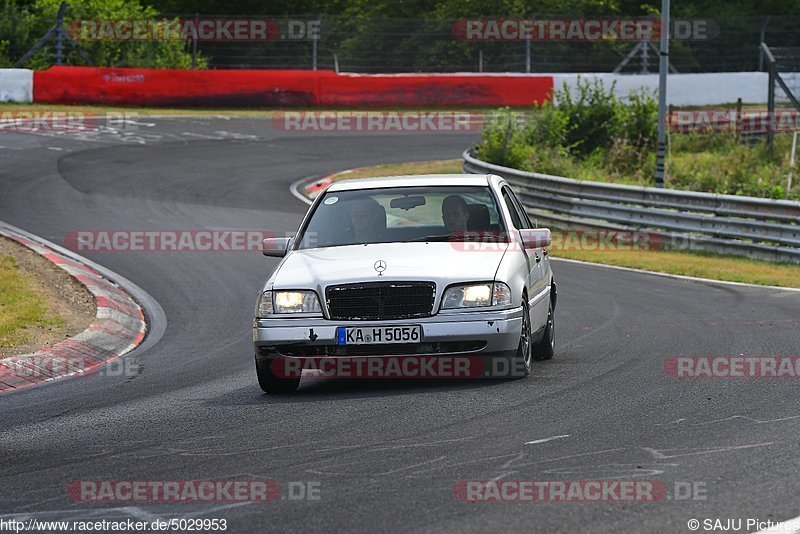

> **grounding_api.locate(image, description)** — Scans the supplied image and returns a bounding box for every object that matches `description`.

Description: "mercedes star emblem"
[374,260,387,275]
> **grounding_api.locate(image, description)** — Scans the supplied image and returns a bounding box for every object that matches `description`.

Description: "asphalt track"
[1,117,800,533]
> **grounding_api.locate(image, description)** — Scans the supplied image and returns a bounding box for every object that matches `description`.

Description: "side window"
[508,189,533,228]
[501,188,523,229]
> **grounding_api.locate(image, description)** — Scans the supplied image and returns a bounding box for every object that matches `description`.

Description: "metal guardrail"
[462,149,800,263]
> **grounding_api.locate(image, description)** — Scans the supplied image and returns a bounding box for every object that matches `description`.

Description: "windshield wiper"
[409,234,453,242]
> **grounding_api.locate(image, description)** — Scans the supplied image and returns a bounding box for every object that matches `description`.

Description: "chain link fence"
[173,15,800,73]
[13,11,800,74]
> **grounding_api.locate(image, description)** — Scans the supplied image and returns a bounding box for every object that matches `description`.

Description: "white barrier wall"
[0,69,34,103]
[553,73,768,106]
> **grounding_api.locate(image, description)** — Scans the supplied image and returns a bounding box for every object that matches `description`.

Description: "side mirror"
[519,228,551,249]
[262,237,291,257]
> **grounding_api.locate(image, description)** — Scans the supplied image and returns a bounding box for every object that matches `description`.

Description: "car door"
[501,185,550,331]
[499,185,533,294]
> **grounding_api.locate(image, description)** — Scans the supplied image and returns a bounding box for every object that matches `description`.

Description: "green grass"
[0,255,63,349]
[666,134,793,199]
[330,159,462,182]
[551,245,800,289]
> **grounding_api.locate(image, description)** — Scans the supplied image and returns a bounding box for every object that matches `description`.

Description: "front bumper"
[253,306,523,361]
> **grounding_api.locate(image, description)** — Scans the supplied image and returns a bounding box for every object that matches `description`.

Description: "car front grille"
[326,281,436,320]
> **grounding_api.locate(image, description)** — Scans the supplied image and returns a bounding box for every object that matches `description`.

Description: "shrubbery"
[477,78,657,169]
[669,134,791,199]
[0,0,202,69]
[477,78,797,199]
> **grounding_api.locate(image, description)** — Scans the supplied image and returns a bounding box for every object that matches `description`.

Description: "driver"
[441,195,469,235]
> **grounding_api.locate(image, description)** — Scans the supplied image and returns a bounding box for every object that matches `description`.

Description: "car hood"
[271,242,509,290]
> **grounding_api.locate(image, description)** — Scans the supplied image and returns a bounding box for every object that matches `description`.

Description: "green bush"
[554,78,623,157]
[521,102,569,150]
[476,79,798,199]
[0,0,203,69]
[614,88,658,149]
[475,108,532,171]
[477,78,658,169]
[0,0,43,67]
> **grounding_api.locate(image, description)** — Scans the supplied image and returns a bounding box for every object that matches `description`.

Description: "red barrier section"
[33,67,554,108]
[320,73,553,107]
[33,67,332,107]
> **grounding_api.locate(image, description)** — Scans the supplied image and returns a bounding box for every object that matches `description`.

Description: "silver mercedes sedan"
[253,174,556,393]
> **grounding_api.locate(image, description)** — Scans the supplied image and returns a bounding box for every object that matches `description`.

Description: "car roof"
[327,174,492,191]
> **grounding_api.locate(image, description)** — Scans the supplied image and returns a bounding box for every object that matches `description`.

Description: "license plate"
[336,325,422,345]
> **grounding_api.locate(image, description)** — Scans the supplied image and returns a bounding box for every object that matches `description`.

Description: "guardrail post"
[525,39,531,73]
[312,15,321,70]
[54,2,66,65]
[735,98,742,142]
[191,13,198,69]
[767,61,776,150]
[763,42,776,151]
[758,17,770,71]
[788,131,798,199]
[654,0,670,188]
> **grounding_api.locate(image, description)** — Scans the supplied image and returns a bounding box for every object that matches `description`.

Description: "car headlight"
[256,290,322,317]
[441,282,512,309]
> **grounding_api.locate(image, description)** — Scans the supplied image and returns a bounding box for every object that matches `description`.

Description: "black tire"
[532,300,555,361]
[514,297,533,377]
[255,355,300,393]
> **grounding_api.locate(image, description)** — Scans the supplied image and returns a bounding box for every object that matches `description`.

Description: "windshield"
[296,185,506,249]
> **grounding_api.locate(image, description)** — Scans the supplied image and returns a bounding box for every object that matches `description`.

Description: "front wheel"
[514,297,533,377]
[532,300,555,361]
[255,355,300,393]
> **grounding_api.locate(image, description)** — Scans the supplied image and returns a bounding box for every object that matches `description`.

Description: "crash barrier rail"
[462,149,800,263]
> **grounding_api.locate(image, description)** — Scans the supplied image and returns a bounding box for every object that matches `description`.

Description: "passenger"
[441,195,470,235]
[348,198,385,243]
